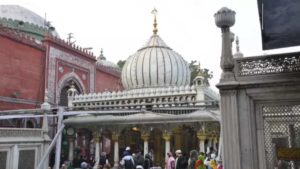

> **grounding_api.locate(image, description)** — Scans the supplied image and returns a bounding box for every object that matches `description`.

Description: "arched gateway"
[63,9,221,168]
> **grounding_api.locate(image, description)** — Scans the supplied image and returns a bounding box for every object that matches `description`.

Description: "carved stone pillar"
[219,90,241,169]
[112,132,120,168]
[93,131,101,164]
[68,136,75,161]
[141,131,150,156]
[196,132,206,153]
[163,131,172,159]
[215,6,243,169]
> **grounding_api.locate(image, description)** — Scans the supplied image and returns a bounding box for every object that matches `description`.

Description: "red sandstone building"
[0,5,122,110]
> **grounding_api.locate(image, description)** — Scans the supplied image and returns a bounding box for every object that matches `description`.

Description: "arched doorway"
[119,128,143,154]
[59,80,82,106]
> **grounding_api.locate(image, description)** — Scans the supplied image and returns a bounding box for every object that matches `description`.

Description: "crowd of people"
[58,146,222,169]
[165,149,222,169]
[119,146,154,169]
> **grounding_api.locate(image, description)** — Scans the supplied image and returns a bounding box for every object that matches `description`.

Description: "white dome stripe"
[136,50,146,87]
[161,47,172,85]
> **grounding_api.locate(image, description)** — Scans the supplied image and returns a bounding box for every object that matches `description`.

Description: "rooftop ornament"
[214,7,236,82]
[233,36,244,58]
[151,8,158,34]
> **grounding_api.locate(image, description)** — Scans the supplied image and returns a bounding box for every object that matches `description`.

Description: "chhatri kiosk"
[64,10,221,168]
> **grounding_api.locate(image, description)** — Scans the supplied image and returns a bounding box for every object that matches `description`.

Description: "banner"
[257,0,300,50]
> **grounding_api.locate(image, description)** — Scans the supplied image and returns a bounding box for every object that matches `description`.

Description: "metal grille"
[18,150,35,169]
[263,105,300,169]
[0,151,7,169]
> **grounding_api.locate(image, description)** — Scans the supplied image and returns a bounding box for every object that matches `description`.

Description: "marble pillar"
[204,135,213,154]
[68,136,75,161]
[112,132,120,168]
[163,131,172,159]
[141,132,150,156]
[196,132,206,153]
[93,131,101,164]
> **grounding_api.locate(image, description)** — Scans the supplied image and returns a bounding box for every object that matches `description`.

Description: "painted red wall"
[0,36,45,110]
[95,69,122,92]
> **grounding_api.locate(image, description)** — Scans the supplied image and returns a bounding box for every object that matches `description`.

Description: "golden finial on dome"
[151,8,158,34]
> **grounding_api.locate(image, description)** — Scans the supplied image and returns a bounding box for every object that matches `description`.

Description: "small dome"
[122,34,190,89]
[97,49,120,71]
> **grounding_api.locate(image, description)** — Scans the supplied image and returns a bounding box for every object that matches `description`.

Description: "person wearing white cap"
[175,150,187,169]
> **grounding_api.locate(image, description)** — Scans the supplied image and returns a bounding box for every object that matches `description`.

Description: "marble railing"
[235,51,300,77]
[72,85,200,109]
[0,128,42,137]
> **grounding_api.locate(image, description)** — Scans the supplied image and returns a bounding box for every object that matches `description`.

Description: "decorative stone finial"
[67,82,78,107]
[214,7,236,82]
[151,8,158,34]
[67,82,78,96]
[236,36,240,52]
[214,7,236,28]
[233,36,244,58]
[41,89,51,110]
[98,48,106,60]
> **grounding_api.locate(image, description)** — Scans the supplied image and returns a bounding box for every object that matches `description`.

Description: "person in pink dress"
[216,157,223,169]
[165,152,175,169]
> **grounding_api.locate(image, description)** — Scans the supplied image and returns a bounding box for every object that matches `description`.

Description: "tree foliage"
[189,60,213,86]
[117,60,126,69]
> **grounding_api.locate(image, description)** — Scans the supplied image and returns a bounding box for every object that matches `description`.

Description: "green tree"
[117,60,126,69]
[189,60,213,86]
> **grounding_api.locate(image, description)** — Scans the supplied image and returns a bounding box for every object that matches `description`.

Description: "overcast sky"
[2,0,300,91]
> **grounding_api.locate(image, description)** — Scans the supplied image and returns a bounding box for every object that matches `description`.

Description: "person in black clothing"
[175,150,188,169]
[143,154,153,169]
[99,152,109,169]
[134,151,144,168]
[73,155,82,168]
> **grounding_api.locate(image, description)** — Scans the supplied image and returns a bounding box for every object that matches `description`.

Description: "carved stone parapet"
[237,55,300,76]
[0,128,42,137]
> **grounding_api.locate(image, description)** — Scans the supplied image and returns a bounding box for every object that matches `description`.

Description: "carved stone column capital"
[141,131,150,141]
[162,131,172,141]
[196,131,207,141]
[112,132,120,142]
[92,131,101,142]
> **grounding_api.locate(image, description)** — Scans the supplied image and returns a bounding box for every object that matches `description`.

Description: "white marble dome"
[0,5,45,27]
[97,49,121,71]
[0,5,59,37]
[122,34,190,89]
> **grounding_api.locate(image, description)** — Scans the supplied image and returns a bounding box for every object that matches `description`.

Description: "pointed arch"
[56,72,86,105]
